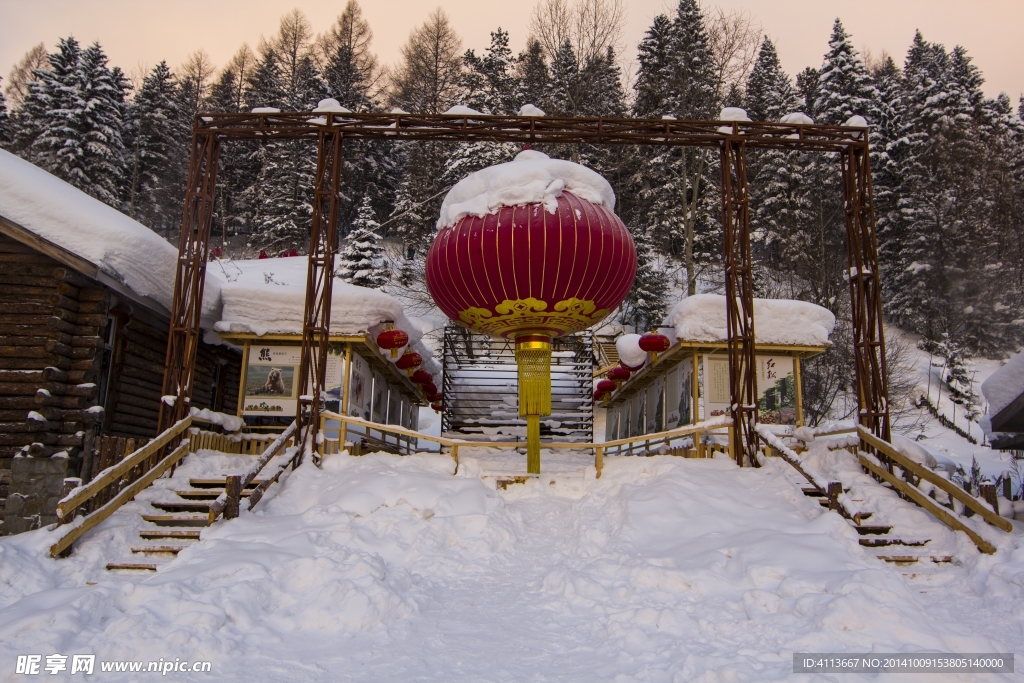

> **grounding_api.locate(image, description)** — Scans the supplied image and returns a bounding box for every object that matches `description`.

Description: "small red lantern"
[377,327,409,359]
[620,360,645,372]
[431,402,443,411]
[396,351,422,372]
[428,392,443,402]
[596,379,617,395]
[639,332,670,353]
[411,370,433,385]
[606,366,631,382]
[421,382,438,396]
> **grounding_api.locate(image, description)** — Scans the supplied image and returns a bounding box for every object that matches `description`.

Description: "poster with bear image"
[243,345,301,416]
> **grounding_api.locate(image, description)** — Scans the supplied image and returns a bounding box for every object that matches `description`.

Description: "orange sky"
[3,0,1022,102]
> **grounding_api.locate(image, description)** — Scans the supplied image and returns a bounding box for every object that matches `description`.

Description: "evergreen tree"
[0,78,9,145]
[620,225,671,332]
[126,61,180,233]
[795,67,819,117]
[338,196,388,289]
[21,37,83,169]
[745,37,795,122]
[633,14,674,118]
[518,38,550,111]
[460,28,519,115]
[813,20,878,125]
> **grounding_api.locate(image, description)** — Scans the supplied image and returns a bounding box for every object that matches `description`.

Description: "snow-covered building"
[0,150,240,535]
[601,294,836,440]
[982,350,1024,450]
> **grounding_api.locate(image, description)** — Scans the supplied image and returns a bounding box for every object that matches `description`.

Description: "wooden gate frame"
[158,112,890,467]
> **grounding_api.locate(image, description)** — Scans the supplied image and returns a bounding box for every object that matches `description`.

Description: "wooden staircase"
[106,477,264,571]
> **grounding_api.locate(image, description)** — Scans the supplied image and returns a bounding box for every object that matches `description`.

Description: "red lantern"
[421,382,438,396]
[426,155,636,474]
[596,379,617,395]
[606,366,631,382]
[431,402,443,411]
[639,332,670,353]
[428,392,443,402]
[620,360,645,372]
[411,370,433,385]
[377,328,409,359]
[396,351,422,371]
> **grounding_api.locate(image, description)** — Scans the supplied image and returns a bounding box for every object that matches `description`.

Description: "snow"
[189,407,244,433]
[213,256,439,374]
[1,449,1021,681]
[844,115,869,128]
[517,104,545,116]
[0,149,221,322]
[982,350,1024,419]
[616,333,647,369]
[719,107,751,121]
[251,107,281,114]
[667,294,836,346]
[312,98,350,113]
[780,112,814,125]
[390,108,409,115]
[444,105,482,116]
[437,150,616,229]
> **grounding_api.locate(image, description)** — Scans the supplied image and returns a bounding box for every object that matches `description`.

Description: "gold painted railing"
[318,410,733,477]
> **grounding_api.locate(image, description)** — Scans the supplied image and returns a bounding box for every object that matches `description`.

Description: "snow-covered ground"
[2,449,1022,682]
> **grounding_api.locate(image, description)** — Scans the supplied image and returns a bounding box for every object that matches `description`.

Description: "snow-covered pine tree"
[795,68,819,117]
[632,14,674,118]
[338,196,388,289]
[0,78,9,145]
[126,61,180,233]
[517,39,550,112]
[548,40,582,117]
[22,37,83,171]
[620,225,671,332]
[813,19,878,126]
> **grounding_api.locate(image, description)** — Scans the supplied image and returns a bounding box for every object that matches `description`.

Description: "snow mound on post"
[616,334,647,369]
[0,149,221,319]
[667,294,835,346]
[982,350,1024,418]
[437,150,616,229]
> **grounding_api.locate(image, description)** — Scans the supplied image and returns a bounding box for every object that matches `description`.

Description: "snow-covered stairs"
[106,476,261,571]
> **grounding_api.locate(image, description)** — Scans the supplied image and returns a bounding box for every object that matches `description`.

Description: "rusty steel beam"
[192,112,869,152]
[720,139,759,467]
[842,145,892,451]
[158,132,220,432]
[295,131,345,466]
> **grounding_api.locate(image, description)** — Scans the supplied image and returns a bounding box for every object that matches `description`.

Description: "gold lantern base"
[515,335,552,474]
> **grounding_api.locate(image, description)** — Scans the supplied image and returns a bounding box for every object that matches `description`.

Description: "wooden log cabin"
[0,150,240,535]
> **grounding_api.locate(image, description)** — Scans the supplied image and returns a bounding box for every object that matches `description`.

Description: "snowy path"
[1,452,1022,682]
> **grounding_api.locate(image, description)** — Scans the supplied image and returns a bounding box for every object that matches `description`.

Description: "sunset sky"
[3,0,1022,102]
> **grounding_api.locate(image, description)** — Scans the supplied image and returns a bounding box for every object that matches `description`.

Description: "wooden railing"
[50,416,194,557]
[207,421,299,523]
[188,429,292,456]
[319,411,732,478]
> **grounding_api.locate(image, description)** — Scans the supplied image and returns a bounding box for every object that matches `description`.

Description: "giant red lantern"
[426,151,637,473]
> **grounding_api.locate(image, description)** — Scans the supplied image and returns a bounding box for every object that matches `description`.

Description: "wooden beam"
[858,426,1013,533]
[858,454,997,554]
[0,215,100,279]
[50,441,191,557]
[235,342,250,419]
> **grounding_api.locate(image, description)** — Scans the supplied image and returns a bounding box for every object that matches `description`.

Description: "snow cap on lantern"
[616,334,647,370]
[426,150,637,473]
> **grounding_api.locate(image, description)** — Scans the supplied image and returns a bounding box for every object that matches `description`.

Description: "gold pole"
[794,356,804,427]
[516,335,551,475]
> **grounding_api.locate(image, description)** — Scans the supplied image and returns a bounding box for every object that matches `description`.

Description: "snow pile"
[214,256,437,371]
[1,451,1022,680]
[982,350,1024,419]
[313,98,350,113]
[437,150,616,228]
[518,104,545,116]
[667,293,836,346]
[719,106,751,121]
[189,407,244,433]
[0,149,221,321]
[780,112,814,125]
[444,105,482,116]
[615,333,647,369]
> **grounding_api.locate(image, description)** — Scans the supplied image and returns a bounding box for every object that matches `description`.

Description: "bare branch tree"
[706,8,761,101]
[315,0,382,93]
[529,0,625,64]
[5,43,48,109]
[388,8,463,114]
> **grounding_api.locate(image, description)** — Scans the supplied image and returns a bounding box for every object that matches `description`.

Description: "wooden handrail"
[209,420,298,520]
[51,440,191,557]
[858,426,1012,533]
[56,417,193,522]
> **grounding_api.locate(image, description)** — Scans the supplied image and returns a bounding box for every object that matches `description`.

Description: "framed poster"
[371,370,388,423]
[347,354,372,419]
[757,356,796,425]
[675,358,694,427]
[665,365,680,426]
[630,392,645,437]
[387,387,401,425]
[703,355,731,419]
[243,345,301,416]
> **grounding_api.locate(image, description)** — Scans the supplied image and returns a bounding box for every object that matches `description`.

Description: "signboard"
[371,370,388,423]
[243,345,301,416]
[674,358,695,427]
[646,377,664,433]
[703,354,796,425]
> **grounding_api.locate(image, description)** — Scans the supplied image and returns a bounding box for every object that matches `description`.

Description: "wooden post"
[727,426,735,462]
[696,430,704,458]
[236,342,250,419]
[318,412,327,457]
[827,481,842,511]
[224,475,241,519]
[794,356,804,427]
[595,446,603,478]
[1004,477,1013,502]
[980,483,998,515]
[451,444,459,468]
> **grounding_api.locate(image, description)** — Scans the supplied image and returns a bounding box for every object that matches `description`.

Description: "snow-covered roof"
[213,257,439,374]
[666,294,835,347]
[0,149,221,322]
[437,150,616,229]
[982,351,1024,420]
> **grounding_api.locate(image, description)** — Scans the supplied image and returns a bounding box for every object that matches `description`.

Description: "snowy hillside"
[2,450,1022,681]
